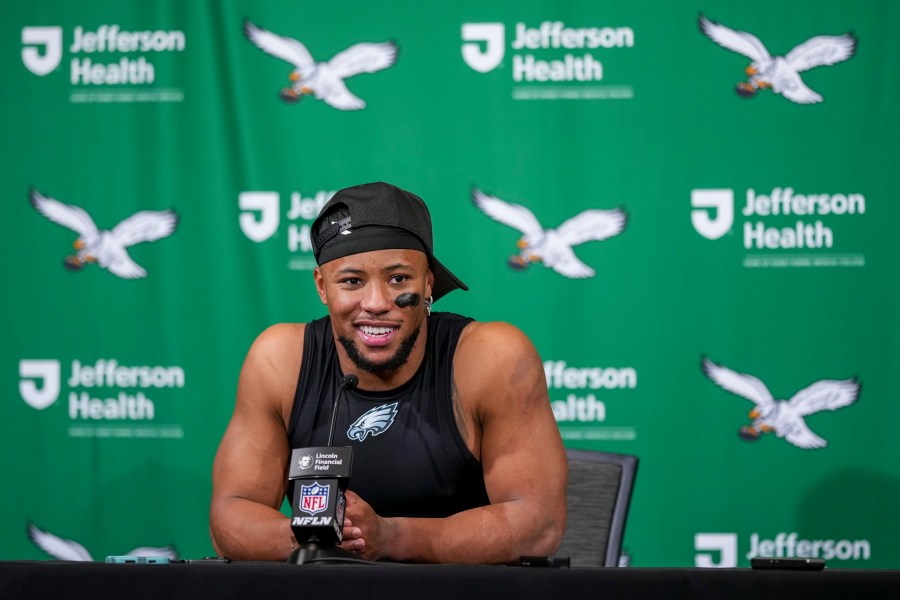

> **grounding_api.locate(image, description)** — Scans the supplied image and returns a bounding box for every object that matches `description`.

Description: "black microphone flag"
[287,374,358,564]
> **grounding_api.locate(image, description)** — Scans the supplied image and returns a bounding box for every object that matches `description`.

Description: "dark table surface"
[2,560,898,600]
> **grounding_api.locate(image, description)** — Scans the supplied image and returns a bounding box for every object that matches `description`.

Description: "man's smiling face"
[314,248,434,387]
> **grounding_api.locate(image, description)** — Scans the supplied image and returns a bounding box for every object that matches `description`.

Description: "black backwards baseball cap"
[310,182,468,301]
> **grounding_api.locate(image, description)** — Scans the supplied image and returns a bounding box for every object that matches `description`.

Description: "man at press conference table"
[210,181,567,563]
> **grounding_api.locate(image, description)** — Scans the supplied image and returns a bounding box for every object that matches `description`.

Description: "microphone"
[327,374,358,446]
[287,373,359,565]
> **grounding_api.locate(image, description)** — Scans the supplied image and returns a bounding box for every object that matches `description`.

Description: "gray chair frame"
[557,449,638,567]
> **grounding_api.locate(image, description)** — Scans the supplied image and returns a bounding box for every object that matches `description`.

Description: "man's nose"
[360,283,392,314]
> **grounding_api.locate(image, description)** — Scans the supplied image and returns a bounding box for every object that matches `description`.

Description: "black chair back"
[556,449,638,567]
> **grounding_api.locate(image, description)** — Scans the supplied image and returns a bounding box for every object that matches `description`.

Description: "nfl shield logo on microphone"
[299,482,329,515]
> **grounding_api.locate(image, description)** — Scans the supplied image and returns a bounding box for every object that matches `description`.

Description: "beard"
[338,324,422,376]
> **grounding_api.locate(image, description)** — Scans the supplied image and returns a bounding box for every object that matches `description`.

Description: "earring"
[424,295,433,317]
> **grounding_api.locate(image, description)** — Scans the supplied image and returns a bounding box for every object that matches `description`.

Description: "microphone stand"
[288,539,356,566]
[287,375,359,565]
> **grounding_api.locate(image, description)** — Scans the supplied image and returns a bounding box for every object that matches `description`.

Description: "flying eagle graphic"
[472,188,627,279]
[28,522,177,561]
[30,188,178,279]
[698,14,856,104]
[702,357,860,449]
[243,20,398,110]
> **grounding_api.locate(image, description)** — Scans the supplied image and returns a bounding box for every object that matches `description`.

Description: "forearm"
[383,499,563,564]
[210,497,295,561]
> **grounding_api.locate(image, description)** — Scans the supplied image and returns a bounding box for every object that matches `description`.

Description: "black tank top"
[287,312,490,518]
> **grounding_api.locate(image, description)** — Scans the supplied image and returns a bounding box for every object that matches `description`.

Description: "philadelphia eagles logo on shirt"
[347,402,398,441]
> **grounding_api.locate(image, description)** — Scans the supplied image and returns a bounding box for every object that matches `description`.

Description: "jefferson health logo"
[243,20,397,110]
[472,187,627,279]
[701,357,859,449]
[239,188,336,271]
[21,24,186,103]
[30,188,178,279]
[544,359,638,442]
[695,532,871,567]
[698,14,856,104]
[461,20,636,100]
[19,358,186,439]
[690,187,866,268]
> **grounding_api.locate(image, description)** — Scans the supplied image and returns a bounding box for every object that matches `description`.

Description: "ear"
[425,267,434,299]
[313,267,328,305]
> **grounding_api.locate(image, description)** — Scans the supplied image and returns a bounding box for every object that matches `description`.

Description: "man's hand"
[339,490,388,560]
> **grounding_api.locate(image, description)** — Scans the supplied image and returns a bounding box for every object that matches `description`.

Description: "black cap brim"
[431,256,468,302]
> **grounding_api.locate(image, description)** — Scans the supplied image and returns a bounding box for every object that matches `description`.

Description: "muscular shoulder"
[454,321,547,410]
[245,322,305,374]
[250,322,305,356]
[456,321,536,365]
[238,323,306,424]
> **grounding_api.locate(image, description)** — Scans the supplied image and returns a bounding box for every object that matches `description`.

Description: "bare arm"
[209,323,305,560]
[343,321,567,563]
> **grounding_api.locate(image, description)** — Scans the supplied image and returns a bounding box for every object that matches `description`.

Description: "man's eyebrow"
[382,263,414,272]
[334,263,414,275]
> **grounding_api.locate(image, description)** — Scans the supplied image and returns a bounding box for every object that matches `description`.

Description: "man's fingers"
[341,524,363,539]
[340,537,365,551]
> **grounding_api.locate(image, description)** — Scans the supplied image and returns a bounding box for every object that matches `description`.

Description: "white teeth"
[360,325,393,335]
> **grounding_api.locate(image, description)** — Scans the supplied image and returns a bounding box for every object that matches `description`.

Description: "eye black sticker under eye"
[394,292,421,308]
